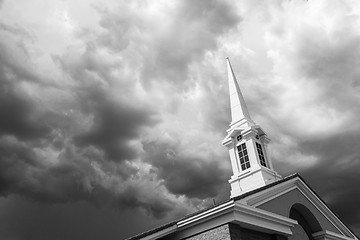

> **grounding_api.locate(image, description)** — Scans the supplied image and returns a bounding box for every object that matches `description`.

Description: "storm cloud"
[0,0,359,239]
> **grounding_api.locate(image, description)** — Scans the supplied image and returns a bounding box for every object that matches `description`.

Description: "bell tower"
[222,57,281,198]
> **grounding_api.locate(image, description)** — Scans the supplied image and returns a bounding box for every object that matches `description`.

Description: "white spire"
[223,57,281,198]
[226,57,254,127]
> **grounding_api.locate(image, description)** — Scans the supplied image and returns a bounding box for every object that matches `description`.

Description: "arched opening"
[288,203,322,240]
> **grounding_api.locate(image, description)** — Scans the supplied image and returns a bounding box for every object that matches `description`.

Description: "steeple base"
[229,166,282,199]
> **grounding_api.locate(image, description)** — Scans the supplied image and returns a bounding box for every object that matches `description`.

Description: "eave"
[129,199,297,240]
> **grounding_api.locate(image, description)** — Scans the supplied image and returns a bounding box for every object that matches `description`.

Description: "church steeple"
[222,58,281,198]
[226,57,254,128]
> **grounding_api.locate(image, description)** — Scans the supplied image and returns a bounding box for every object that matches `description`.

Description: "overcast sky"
[0,0,360,239]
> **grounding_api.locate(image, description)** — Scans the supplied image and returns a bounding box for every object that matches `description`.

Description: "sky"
[0,0,359,239]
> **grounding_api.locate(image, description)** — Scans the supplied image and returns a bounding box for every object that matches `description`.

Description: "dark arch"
[289,203,322,239]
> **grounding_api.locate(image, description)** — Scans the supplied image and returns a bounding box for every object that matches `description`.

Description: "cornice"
[176,200,297,238]
[233,202,297,235]
[313,230,358,240]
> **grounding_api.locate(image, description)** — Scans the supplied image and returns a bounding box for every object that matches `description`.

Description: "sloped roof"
[125,173,358,240]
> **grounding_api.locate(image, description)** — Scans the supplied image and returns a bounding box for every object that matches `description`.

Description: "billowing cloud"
[74,95,158,161]
[143,140,229,199]
[0,0,360,239]
[139,0,241,86]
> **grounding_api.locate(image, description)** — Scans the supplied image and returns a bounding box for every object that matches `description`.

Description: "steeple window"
[237,143,250,171]
[256,142,267,167]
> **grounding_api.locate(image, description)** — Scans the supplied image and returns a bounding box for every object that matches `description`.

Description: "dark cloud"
[300,165,360,234]
[0,195,169,240]
[52,33,160,163]
[0,0,359,239]
[120,185,174,219]
[0,19,178,226]
[143,141,230,199]
[0,134,177,220]
[0,24,58,142]
[0,137,39,195]
[293,131,360,233]
[0,87,50,140]
[74,96,158,161]
[0,7,168,224]
[0,136,92,202]
[286,14,360,117]
[0,34,44,141]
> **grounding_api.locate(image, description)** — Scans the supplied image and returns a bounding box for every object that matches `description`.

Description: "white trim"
[175,200,296,239]
[313,230,358,240]
[251,186,297,207]
[140,225,177,240]
[233,202,297,235]
[177,200,234,228]
[229,167,260,182]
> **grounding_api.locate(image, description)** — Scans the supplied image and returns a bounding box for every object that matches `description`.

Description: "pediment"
[235,174,357,239]
[222,125,265,146]
[222,127,244,145]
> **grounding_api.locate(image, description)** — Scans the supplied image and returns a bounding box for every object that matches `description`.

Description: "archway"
[288,203,322,240]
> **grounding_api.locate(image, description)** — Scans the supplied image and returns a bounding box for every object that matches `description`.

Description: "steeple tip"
[226,57,254,127]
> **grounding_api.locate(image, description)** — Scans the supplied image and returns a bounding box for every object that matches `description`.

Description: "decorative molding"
[233,202,297,235]
[228,165,282,198]
[175,200,297,239]
[313,230,358,240]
